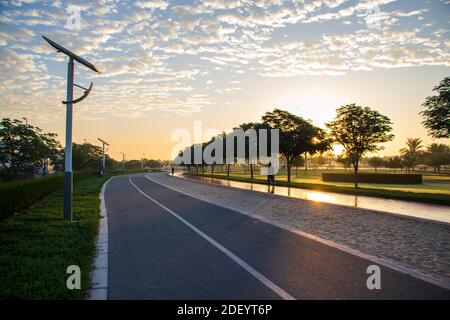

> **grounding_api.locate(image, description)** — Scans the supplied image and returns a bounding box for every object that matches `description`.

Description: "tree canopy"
[262,109,330,182]
[0,118,61,181]
[424,143,450,171]
[367,157,385,172]
[420,77,450,139]
[326,104,394,187]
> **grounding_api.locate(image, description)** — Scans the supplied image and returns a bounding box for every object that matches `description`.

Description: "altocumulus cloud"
[0,0,448,121]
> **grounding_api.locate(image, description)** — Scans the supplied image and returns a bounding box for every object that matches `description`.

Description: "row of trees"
[363,138,450,173]
[178,76,449,188]
[179,104,395,187]
[0,118,164,182]
[178,109,331,182]
[0,118,62,181]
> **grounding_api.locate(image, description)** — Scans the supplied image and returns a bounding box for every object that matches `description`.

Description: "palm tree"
[400,138,423,155]
[399,138,423,172]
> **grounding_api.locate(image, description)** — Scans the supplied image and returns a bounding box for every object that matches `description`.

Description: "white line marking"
[128,176,295,300]
[145,174,450,291]
[88,177,113,300]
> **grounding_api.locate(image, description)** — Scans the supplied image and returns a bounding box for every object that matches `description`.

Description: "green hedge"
[0,172,95,221]
[108,169,148,175]
[322,173,422,184]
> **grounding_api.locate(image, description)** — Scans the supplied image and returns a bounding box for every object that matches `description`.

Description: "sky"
[0,0,449,161]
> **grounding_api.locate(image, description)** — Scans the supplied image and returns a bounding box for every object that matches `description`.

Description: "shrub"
[0,171,95,221]
[108,169,147,175]
[322,173,422,184]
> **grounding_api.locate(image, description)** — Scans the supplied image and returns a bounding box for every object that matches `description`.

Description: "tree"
[424,143,450,171]
[126,159,142,169]
[146,159,162,168]
[291,155,305,177]
[336,155,352,170]
[326,104,394,187]
[311,153,327,169]
[324,151,336,169]
[0,118,62,181]
[236,122,263,180]
[367,156,385,172]
[385,156,403,173]
[262,109,329,183]
[303,128,331,175]
[71,142,103,171]
[36,132,62,176]
[399,138,423,172]
[420,77,450,139]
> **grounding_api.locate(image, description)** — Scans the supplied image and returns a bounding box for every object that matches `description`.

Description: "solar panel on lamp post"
[43,36,101,221]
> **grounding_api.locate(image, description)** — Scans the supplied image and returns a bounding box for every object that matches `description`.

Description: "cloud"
[135,0,169,10]
[0,0,448,121]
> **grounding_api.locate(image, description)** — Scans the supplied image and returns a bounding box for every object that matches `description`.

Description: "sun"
[281,90,343,128]
[332,144,344,155]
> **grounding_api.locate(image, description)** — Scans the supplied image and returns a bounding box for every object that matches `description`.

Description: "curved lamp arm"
[62,82,93,104]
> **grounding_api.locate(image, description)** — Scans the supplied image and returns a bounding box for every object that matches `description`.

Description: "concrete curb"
[87,177,112,300]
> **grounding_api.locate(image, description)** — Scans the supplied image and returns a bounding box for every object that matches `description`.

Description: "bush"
[322,173,422,184]
[108,168,147,175]
[0,171,95,221]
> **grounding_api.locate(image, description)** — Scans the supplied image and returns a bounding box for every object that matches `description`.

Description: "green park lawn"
[191,168,450,205]
[0,175,108,299]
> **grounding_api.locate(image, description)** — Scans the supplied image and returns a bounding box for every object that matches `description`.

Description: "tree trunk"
[354,162,359,188]
[250,164,254,180]
[227,164,230,177]
[287,158,291,183]
[304,153,308,175]
[211,164,214,176]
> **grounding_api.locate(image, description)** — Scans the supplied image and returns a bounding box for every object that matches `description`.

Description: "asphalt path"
[106,174,450,299]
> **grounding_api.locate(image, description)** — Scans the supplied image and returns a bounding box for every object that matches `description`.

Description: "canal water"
[176,174,450,224]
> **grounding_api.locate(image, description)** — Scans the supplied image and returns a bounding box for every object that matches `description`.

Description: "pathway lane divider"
[128,176,295,300]
[145,173,450,291]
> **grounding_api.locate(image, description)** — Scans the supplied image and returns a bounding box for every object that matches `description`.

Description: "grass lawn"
[190,168,450,205]
[0,175,108,299]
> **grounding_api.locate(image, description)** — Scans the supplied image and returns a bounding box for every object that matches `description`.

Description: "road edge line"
[129,176,295,300]
[146,174,450,291]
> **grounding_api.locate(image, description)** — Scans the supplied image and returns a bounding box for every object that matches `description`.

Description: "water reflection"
[178,174,450,224]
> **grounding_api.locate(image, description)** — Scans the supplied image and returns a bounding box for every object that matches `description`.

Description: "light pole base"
[64,171,73,221]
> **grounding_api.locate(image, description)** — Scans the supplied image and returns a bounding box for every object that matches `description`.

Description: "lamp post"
[98,138,110,176]
[141,153,145,170]
[43,36,101,221]
[120,152,125,173]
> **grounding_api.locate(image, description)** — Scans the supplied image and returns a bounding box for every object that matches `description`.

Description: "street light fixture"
[98,138,110,176]
[43,35,101,221]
